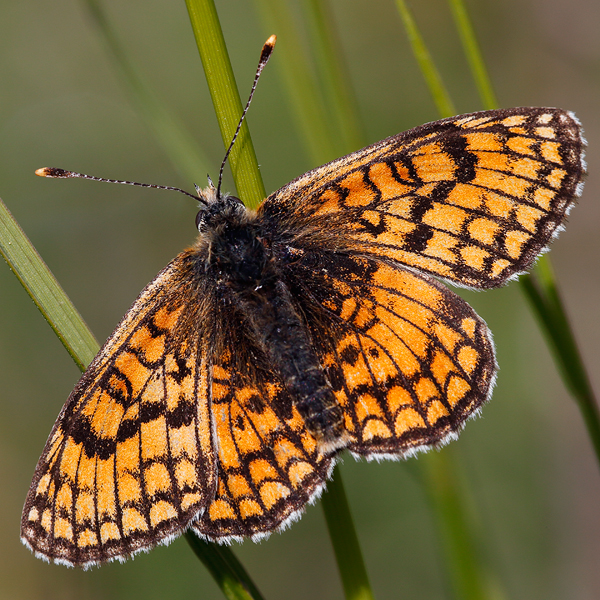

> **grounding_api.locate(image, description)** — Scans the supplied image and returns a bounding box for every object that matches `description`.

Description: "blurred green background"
[1,0,599,598]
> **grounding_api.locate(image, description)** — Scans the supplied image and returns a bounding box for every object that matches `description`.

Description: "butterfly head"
[195,178,248,234]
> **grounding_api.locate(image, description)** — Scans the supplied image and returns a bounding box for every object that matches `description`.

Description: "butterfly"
[21,106,585,567]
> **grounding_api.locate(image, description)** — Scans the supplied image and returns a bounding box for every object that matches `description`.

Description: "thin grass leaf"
[0,197,99,370]
[447,0,498,110]
[450,0,600,468]
[421,451,506,600]
[321,467,375,600]
[185,2,375,597]
[254,0,338,165]
[520,265,600,464]
[393,0,455,118]
[301,0,365,154]
[185,0,265,207]
[81,0,213,183]
[185,532,265,600]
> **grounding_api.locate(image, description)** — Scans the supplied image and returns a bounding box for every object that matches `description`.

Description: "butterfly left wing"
[192,349,333,542]
[284,250,496,457]
[21,252,217,567]
[260,107,584,289]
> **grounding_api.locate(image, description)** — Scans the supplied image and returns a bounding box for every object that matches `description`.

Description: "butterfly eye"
[195,207,208,231]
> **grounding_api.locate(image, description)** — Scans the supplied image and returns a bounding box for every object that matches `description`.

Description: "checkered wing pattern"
[261,108,585,289]
[21,255,217,567]
[285,251,495,457]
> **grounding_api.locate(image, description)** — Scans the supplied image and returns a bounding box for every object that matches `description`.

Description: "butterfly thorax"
[195,191,345,454]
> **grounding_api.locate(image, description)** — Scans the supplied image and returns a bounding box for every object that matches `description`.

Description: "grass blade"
[394,0,455,118]
[301,0,365,154]
[321,466,375,600]
[185,532,265,600]
[447,0,498,110]
[254,0,338,165]
[450,0,600,468]
[185,0,265,207]
[0,197,98,370]
[520,262,600,464]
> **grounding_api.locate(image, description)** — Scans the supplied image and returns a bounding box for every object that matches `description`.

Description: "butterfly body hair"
[193,191,345,453]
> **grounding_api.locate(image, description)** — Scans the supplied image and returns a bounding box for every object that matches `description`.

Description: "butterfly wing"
[21,252,217,567]
[192,349,333,542]
[284,250,495,457]
[260,107,585,289]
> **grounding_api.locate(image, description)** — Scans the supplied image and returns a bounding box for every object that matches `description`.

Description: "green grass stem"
[0,198,99,370]
[394,0,455,118]
[448,0,498,110]
[521,264,600,464]
[302,0,365,155]
[254,0,338,165]
[450,0,600,468]
[321,466,374,600]
[185,533,265,600]
[185,0,265,207]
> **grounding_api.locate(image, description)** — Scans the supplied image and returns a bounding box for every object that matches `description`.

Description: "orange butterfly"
[22,105,585,567]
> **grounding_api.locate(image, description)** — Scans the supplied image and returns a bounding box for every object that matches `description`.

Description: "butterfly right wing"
[284,250,496,458]
[21,251,217,567]
[260,108,584,289]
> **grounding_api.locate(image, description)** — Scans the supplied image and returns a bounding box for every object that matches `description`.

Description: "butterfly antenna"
[216,34,276,199]
[35,167,207,205]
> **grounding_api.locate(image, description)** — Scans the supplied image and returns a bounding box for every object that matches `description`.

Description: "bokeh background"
[1,0,599,598]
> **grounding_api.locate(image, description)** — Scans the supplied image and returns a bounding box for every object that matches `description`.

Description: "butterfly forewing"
[260,107,584,288]
[21,255,217,566]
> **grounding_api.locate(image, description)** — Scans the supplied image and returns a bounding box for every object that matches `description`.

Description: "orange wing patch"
[193,351,333,542]
[21,254,217,567]
[261,108,584,289]
[289,251,496,457]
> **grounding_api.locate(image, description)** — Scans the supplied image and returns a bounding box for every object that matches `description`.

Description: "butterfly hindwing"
[21,254,217,567]
[285,250,496,457]
[193,349,333,542]
[260,107,584,288]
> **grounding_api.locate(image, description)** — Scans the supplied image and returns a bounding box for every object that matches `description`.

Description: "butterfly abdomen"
[206,215,345,453]
[242,279,345,453]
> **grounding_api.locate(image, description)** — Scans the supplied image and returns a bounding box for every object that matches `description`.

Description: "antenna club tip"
[35,167,69,178]
[260,35,276,62]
